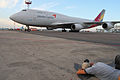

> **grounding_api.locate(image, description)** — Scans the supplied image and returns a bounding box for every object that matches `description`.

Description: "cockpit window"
[22,9,27,11]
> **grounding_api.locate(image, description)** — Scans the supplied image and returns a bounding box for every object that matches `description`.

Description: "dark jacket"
[115,55,120,70]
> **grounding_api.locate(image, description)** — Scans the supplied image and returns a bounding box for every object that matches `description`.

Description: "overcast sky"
[0,0,120,28]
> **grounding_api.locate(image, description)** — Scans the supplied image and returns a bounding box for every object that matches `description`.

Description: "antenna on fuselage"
[25,0,32,9]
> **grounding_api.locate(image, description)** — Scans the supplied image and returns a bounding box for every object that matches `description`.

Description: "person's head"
[82,59,94,69]
[82,59,90,69]
[115,55,120,70]
[84,59,89,63]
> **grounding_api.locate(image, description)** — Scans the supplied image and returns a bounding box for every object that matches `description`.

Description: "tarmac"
[0,30,120,80]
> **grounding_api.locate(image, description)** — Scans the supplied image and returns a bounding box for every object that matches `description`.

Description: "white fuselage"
[10,9,91,28]
[10,9,118,31]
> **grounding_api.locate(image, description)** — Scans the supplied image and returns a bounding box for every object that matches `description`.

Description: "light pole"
[25,0,32,9]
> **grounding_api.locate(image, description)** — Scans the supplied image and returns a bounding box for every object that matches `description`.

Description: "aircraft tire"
[62,30,67,32]
[69,30,79,32]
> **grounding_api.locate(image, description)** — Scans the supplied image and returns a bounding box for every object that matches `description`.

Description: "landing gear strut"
[26,25,31,32]
[62,28,67,32]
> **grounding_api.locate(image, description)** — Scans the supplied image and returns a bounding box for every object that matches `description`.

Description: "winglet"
[94,9,105,22]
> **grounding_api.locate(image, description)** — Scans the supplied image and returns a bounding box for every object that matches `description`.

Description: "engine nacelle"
[47,27,54,30]
[71,24,84,30]
[102,23,114,30]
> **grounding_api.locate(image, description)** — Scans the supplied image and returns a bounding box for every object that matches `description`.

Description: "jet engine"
[47,27,54,30]
[102,23,114,30]
[71,24,84,30]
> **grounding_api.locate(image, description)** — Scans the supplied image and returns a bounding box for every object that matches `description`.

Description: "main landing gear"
[25,25,31,32]
[69,30,79,32]
[62,28,67,32]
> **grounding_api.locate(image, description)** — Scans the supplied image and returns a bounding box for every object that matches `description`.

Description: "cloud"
[0,0,18,8]
[33,2,59,10]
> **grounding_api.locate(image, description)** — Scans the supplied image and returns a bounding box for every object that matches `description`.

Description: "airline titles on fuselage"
[37,11,56,19]
[37,15,54,19]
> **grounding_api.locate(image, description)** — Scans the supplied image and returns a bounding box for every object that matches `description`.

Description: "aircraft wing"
[51,22,103,27]
[84,21,120,25]
[51,22,75,26]
[51,21,120,29]
[52,21,120,26]
[52,22,103,26]
[84,22,104,25]
[106,21,120,24]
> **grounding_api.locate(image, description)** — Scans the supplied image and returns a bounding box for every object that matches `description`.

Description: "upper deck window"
[22,9,27,11]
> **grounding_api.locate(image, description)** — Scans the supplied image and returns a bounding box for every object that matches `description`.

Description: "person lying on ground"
[77,55,120,80]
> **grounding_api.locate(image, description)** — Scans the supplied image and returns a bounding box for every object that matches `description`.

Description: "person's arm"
[85,63,97,75]
[76,63,95,75]
[85,65,96,74]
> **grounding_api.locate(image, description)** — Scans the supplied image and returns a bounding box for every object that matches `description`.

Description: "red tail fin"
[94,9,105,22]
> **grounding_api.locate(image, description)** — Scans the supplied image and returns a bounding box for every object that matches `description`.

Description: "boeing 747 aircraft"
[10,9,120,32]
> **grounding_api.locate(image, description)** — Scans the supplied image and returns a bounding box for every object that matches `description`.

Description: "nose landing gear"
[25,25,31,32]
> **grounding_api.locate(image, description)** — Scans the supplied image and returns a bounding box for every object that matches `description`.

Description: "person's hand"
[90,62,94,67]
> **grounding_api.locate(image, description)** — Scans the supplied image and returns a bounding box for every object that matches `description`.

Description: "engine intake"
[102,23,107,28]
[102,23,114,30]
[71,24,84,30]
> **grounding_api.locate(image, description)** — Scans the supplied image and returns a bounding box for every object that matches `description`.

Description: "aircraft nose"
[10,14,16,21]
[10,12,25,24]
